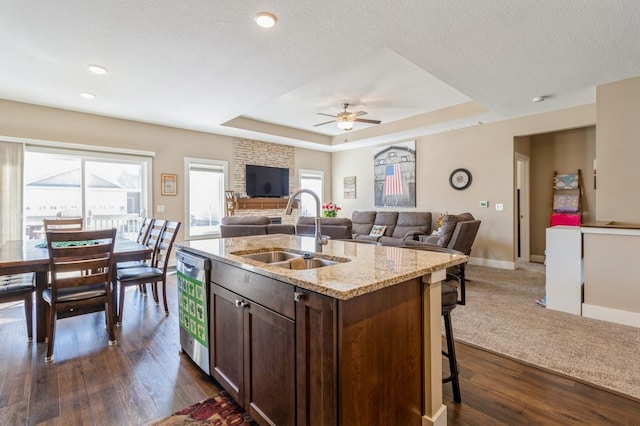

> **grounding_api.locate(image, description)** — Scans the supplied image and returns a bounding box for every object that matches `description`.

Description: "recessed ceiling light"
[88,64,108,75]
[80,92,96,100]
[255,12,277,28]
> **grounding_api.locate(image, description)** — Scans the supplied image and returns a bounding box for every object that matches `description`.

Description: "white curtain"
[0,141,23,245]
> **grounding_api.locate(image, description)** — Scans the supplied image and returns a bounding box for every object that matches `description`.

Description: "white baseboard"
[423,404,447,426]
[530,254,545,263]
[468,257,515,270]
[582,303,640,328]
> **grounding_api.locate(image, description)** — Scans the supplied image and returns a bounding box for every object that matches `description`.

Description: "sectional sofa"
[351,211,432,246]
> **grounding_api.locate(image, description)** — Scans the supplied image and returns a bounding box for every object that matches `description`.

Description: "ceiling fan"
[314,103,381,131]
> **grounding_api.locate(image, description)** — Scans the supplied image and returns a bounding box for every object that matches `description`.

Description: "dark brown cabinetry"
[209,258,426,425]
[210,261,295,426]
[294,290,337,425]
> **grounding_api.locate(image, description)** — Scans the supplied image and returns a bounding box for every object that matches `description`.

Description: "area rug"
[453,264,640,400]
[153,392,256,425]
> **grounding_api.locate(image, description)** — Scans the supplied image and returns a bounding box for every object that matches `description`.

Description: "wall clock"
[449,168,472,190]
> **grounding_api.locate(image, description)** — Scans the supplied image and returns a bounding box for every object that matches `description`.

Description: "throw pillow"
[369,225,387,237]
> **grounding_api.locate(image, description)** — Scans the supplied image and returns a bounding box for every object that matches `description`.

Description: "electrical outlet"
[495,203,504,211]
[480,201,489,208]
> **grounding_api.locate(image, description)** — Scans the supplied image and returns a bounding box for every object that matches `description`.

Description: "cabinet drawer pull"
[294,292,305,302]
[235,299,249,309]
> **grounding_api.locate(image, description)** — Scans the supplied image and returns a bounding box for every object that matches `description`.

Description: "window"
[23,146,151,239]
[185,158,227,239]
[298,169,324,217]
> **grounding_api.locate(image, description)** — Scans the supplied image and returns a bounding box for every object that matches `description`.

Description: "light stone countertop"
[176,234,467,300]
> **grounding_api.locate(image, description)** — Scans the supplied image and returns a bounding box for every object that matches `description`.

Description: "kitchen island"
[176,234,466,426]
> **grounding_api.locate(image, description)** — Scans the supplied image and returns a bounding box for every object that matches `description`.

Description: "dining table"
[0,238,151,342]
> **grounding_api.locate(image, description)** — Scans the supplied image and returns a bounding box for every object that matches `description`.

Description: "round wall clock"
[449,168,472,190]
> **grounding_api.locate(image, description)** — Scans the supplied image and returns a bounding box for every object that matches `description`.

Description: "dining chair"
[117,218,157,270]
[0,273,35,342]
[116,221,180,324]
[136,217,155,245]
[43,228,118,362]
[43,217,84,232]
[116,219,165,299]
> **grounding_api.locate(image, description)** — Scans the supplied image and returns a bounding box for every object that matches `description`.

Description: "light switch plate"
[156,204,165,213]
[495,203,504,211]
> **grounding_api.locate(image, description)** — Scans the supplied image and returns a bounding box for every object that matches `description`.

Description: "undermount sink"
[234,249,349,269]
[271,258,341,269]
[240,251,302,263]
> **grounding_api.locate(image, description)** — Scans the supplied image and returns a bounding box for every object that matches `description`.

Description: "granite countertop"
[175,234,467,300]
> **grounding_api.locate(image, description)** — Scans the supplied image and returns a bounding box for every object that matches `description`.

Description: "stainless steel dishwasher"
[176,250,211,374]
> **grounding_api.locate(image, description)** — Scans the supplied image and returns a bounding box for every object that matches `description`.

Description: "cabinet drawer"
[211,260,295,319]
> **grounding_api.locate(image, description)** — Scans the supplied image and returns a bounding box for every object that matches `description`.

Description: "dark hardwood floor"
[1,273,639,425]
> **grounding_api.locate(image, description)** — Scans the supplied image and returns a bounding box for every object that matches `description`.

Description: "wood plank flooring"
[0,273,639,425]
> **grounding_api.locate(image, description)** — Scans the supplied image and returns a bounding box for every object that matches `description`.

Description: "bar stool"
[401,243,466,403]
[442,282,461,403]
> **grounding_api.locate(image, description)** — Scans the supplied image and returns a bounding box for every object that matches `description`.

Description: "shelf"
[225,196,297,216]
[234,198,294,210]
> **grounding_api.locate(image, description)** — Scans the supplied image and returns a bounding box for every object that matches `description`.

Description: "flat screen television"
[245,164,289,198]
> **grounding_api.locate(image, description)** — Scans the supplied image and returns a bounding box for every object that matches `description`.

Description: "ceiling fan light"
[337,120,353,131]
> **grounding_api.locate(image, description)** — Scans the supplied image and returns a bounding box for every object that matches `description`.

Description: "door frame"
[515,153,531,264]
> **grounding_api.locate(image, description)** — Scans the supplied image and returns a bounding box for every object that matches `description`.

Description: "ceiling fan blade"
[351,111,367,117]
[354,118,381,124]
[317,113,337,118]
[313,120,336,127]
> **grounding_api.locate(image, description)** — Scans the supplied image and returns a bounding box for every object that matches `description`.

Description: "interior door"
[516,153,531,264]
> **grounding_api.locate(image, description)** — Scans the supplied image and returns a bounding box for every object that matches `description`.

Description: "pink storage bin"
[550,213,581,226]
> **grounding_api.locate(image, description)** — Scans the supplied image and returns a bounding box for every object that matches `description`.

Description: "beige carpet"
[452,263,640,400]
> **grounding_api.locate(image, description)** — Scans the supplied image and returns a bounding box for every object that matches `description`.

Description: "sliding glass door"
[24,147,151,239]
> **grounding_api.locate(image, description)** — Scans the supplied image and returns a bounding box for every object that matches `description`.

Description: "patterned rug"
[153,392,256,425]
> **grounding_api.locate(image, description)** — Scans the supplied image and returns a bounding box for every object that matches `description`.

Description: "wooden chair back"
[154,221,181,272]
[136,217,155,245]
[44,228,118,361]
[46,228,116,300]
[146,219,167,264]
[43,217,84,232]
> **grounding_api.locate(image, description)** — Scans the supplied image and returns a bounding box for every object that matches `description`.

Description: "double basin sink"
[234,249,349,270]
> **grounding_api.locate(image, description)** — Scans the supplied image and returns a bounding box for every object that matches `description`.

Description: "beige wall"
[0,99,332,242]
[529,127,596,257]
[2,96,615,266]
[596,76,640,222]
[332,104,596,267]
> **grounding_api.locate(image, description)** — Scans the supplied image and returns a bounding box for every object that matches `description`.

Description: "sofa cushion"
[391,212,432,238]
[352,211,377,236]
[437,213,475,247]
[373,211,399,237]
[221,216,271,225]
[369,225,387,236]
[266,224,296,235]
[296,217,353,240]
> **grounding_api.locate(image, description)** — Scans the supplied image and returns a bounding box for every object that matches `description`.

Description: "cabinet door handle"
[294,292,305,302]
[235,299,249,309]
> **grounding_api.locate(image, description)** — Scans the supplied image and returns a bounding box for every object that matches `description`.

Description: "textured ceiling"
[1,1,640,151]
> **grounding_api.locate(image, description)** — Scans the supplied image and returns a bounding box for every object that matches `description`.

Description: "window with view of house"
[185,158,227,239]
[23,147,151,239]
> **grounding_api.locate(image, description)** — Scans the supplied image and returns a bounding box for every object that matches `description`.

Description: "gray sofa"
[414,212,480,255]
[220,216,295,237]
[351,211,432,246]
[295,217,353,240]
[407,213,481,256]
